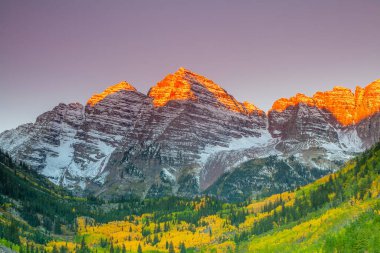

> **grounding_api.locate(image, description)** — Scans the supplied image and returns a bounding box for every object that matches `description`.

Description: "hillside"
[1,142,379,252]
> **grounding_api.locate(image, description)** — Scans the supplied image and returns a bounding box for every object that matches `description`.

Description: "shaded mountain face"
[0,69,379,200]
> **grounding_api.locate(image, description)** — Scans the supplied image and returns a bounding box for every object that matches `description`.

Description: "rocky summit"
[0,69,379,200]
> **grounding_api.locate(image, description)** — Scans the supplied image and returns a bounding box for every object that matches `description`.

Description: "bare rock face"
[0,70,379,200]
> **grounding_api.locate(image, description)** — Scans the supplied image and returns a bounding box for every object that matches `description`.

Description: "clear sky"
[1,0,379,133]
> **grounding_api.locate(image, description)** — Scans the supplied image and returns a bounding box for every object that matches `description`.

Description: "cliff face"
[0,70,379,200]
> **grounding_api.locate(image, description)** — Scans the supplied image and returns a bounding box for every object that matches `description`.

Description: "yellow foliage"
[247,192,295,213]
[248,200,374,252]
[47,241,76,252]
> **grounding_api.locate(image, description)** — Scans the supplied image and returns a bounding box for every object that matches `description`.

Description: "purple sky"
[1,0,380,133]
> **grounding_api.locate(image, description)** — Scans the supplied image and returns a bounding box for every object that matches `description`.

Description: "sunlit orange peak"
[270,80,380,126]
[87,81,136,106]
[148,67,197,107]
[149,67,264,114]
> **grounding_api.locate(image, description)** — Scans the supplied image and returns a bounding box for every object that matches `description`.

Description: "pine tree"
[180,242,186,253]
[153,234,159,245]
[110,242,114,253]
[59,245,68,253]
[8,220,20,244]
[52,245,59,253]
[169,242,175,253]
[137,244,142,253]
[81,237,86,250]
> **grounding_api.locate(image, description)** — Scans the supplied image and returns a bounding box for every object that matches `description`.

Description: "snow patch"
[161,168,176,182]
[198,130,275,164]
[337,129,364,153]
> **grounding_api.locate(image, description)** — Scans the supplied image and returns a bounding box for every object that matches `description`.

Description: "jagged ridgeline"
[1,142,379,252]
[0,69,379,201]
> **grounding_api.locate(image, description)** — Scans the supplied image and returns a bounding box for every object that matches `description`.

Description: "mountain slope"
[206,155,331,202]
[1,141,379,252]
[238,143,380,252]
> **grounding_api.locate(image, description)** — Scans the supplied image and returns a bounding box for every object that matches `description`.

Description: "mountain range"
[1,68,379,200]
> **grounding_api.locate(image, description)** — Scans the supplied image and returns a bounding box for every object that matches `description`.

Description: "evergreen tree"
[153,234,159,245]
[110,242,114,253]
[180,242,186,253]
[59,245,68,253]
[100,238,108,248]
[137,243,142,253]
[52,245,59,253]
[8,220,20,244]
[169,242,175,253]
[77,237,90,253]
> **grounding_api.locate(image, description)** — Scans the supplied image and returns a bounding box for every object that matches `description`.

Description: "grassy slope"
[240,199,380,252]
